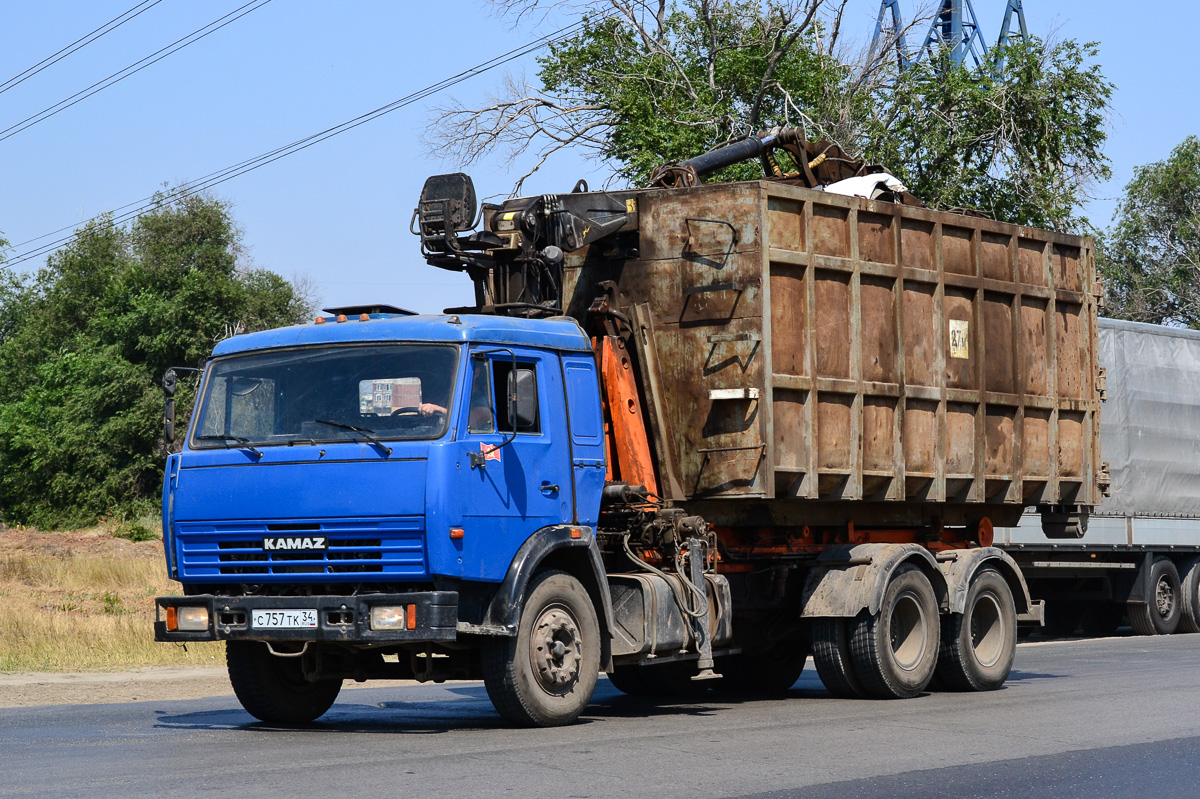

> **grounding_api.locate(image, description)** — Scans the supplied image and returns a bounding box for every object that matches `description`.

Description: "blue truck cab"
[156,311,615,725]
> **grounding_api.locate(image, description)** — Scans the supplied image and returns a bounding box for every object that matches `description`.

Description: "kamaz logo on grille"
[262,536,328,551]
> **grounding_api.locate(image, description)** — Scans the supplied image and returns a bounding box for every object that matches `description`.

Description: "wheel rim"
[889,591,928,671]
[528,603,583,696]
[970,593,1005,668]
[1155,576,1175,619]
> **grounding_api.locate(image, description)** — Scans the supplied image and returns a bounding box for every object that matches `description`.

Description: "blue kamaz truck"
[157,133,1104,726]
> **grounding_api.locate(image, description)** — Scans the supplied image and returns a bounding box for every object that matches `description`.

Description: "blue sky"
[0,1,1193,314]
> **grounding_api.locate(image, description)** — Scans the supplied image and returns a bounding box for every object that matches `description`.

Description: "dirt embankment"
[0,526,429,708]
[0,525,227,706]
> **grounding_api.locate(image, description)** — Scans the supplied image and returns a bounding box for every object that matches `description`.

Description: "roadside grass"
[0,526,223,673]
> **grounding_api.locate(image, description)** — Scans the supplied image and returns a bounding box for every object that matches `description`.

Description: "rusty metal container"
[564,180,1103,528]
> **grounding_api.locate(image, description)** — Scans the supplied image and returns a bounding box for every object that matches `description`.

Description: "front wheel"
[935,567,1016,691]
[482,570,600,727]
[226,641,342,724]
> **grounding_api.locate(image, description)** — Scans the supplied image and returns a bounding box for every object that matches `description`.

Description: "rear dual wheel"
[936,568,1016,692]
[812,616,865,698]
[813,565,940,699]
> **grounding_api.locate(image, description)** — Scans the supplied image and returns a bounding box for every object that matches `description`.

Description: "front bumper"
[154,591,459,644]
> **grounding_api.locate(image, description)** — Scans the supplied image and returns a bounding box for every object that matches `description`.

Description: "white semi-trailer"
[1000,318,1200,636]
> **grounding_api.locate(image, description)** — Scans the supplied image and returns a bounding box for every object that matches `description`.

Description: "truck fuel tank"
[607,572,733,660]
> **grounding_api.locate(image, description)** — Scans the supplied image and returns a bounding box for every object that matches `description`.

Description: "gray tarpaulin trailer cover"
[1001,318,1200,547]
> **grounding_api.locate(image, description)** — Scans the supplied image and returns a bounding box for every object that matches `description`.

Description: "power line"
[0,0,166,97]
[0,0,273,145]
[1,16,599,269]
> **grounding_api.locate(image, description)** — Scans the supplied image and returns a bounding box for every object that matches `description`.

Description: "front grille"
[175,518,426,581]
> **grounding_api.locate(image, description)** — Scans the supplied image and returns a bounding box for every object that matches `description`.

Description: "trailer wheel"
[1179,558,1200,634]
[225,641,342,724]
[482,570,600,727]
[935,568,1016,691]
[812,617,865,698]
[848,564,939,699]
[1129,558,1182,636]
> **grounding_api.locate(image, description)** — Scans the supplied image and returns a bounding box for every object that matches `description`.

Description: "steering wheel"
[391,406,421,417]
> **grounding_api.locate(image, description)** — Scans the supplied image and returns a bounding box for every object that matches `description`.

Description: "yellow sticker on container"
[625,198,637,213]
[502,211,518,221]
[949,320,970,359]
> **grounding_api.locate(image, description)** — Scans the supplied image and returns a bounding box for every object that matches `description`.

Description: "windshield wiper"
[312,420,393,455]
[195,434,263,459]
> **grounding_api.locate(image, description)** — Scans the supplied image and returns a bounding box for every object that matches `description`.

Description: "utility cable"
[0,0,166,96]
[0,0,272,145]
[1,15,602,269]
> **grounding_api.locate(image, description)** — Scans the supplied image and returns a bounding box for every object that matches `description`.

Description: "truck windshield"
[190,344,458,448]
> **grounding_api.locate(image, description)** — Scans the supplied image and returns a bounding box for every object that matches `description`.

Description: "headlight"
[167,606,209,632]
[370,606,408,631]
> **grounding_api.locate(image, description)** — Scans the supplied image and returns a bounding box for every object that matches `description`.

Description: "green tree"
[430,0,870,190]
[428,1,1112,230]
[0,193,312,529]
[1099,136,1200,326]
[862,39,1112,230]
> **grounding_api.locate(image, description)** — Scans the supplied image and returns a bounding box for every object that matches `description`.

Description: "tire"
[719,637,810,695]
[1177,557,1200,634]
[1079,603,1125,637]
[481,570,601,727]
[812,617,865,698]
[936,568,1016,692]
[606,664,653,696]
[1128,557,1182,636]
[849,564,940,699]
[225,641,342,724]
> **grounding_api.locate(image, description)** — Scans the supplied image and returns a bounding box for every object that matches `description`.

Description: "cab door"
[450,346,572,581]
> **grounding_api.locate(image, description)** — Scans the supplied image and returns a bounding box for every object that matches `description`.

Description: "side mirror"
[508,369,538,430]
[163,369,177,443]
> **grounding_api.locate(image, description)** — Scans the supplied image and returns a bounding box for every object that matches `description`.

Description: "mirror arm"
[470,350,520,469]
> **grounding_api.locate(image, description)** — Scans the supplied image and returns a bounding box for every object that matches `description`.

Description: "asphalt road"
[3,635,1199,799]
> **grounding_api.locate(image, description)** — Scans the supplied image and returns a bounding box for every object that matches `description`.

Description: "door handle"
[540,482,560,495]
